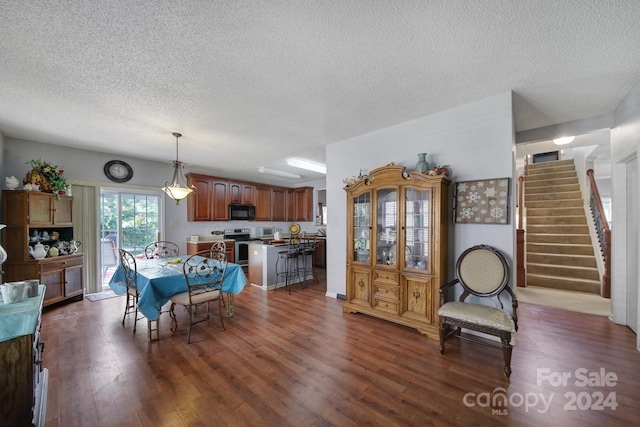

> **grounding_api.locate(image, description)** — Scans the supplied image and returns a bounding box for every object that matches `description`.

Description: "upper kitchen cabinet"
[292,187,313,222]
[186,173,315,222]
[271,187,291,221]
[229,182,255,205]
[186,174,228,221]
[254,185,271,221]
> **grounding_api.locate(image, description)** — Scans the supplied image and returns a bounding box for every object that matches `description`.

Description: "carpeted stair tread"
[526,273,601,294]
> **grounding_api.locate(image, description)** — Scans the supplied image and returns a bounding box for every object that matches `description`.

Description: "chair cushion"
[170,289,220,306]
[438,301,515,332]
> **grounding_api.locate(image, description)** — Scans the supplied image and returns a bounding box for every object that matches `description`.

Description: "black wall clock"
[104,160,133,183]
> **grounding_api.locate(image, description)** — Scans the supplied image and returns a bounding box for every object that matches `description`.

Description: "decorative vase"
[415,153,429,173]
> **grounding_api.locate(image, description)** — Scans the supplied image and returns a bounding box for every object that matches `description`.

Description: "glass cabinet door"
[352,192,370,263]
[405,188,431,271]
[376,188,397,266]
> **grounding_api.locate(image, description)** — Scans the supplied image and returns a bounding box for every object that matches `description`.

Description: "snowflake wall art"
[454,178,511,224]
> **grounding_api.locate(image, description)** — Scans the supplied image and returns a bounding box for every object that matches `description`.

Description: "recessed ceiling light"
[257,167,301,179]
[286,157,326,174]
[553,136,575,145]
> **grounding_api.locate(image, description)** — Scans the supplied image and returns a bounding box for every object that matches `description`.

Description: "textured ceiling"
[1,1,639,183]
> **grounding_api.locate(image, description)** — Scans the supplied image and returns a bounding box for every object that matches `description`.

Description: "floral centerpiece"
[24,158,69,193]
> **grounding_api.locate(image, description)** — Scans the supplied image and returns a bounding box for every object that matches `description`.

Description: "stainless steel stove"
[224,228,253,267]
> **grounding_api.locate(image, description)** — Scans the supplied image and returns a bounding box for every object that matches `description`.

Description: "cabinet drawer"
[373,270,398,285]
[39,255,83,272]
[373,298,400,315]
[373,283,400,301]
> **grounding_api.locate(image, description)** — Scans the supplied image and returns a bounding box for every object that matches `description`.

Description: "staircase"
[524,159,601,294]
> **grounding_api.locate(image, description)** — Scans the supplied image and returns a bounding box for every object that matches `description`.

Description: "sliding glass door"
[100,189,163,289]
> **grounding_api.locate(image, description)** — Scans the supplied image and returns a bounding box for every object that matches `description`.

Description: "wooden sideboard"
[0,286,47,426]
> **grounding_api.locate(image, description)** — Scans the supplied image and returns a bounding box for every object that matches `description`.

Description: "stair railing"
[516,155,531,287]
[586,169,611,298]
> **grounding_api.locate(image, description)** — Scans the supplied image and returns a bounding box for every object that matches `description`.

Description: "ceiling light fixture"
[257,167,301,179]
[553,136,575,145]
[162,132,195,204]
[286,157,326,174]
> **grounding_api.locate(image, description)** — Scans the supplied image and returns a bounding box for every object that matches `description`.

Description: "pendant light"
[162,132,195,204]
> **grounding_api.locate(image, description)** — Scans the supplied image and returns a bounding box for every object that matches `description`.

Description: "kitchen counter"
[248,242,313,290]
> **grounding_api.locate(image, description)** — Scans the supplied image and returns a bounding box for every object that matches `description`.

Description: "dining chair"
[144,240,180,259]
[118,249,161,340]
[118,249,141,332]
[209,240,226,253]
[169,248,228,343]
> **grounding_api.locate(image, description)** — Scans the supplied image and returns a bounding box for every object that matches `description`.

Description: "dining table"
[108,256,246,322]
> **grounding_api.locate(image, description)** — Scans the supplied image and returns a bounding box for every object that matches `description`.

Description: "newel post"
[517,176,526,287]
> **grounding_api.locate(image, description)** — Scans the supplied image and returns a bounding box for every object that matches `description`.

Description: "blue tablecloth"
[109,257,246,321]
[0,285,45,342]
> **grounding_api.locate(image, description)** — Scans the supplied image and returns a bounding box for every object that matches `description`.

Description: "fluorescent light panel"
[257,167,301,179]
[553,136,575,145]
[286,157,326,174]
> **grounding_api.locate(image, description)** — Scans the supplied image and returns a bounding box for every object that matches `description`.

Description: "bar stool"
[298,232,318,287]
[275,238,302,294]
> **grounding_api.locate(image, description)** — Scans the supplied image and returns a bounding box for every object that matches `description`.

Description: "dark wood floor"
[41,272,640,426]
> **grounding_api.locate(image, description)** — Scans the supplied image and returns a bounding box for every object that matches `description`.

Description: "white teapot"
[70,240,81,253]
[29,242,49,259]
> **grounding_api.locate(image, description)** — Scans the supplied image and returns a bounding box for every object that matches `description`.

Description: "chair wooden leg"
[501,333,513,378]
[439,323,446,354]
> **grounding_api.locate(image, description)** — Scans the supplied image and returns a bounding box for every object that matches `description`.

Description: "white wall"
[325,92,516,298]
[610,80,640,347]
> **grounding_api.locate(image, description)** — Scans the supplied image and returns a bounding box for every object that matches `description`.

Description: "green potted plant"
[24,158,69,194]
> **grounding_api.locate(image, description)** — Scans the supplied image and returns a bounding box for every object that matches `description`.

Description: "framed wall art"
[454,177,511,224]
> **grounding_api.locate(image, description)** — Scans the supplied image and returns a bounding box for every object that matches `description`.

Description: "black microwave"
[229,204,256,221]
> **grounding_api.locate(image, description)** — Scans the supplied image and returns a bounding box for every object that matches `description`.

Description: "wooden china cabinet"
[343,164,450,340]
[2,190,84,306]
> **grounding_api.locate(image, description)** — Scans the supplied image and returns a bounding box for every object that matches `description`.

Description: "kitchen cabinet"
[2,191,84,307]
[0,286,47,427]
[254,185,271,221]
[186,174,228,221]
[343,164,449,340]
[313,237,326,268]
[229,182,255,205]
[187,240,235,263]
[186,172,315,222]
[271,187,290,221]
[293,187,313,221]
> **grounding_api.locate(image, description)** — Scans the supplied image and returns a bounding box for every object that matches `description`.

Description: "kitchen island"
[248,242,314,290]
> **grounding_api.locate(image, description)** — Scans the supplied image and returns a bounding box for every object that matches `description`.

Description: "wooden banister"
[516,156,529,287]
[586,169,611,298]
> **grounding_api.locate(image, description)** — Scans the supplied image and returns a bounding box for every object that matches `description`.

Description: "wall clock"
[104,160,133,183]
